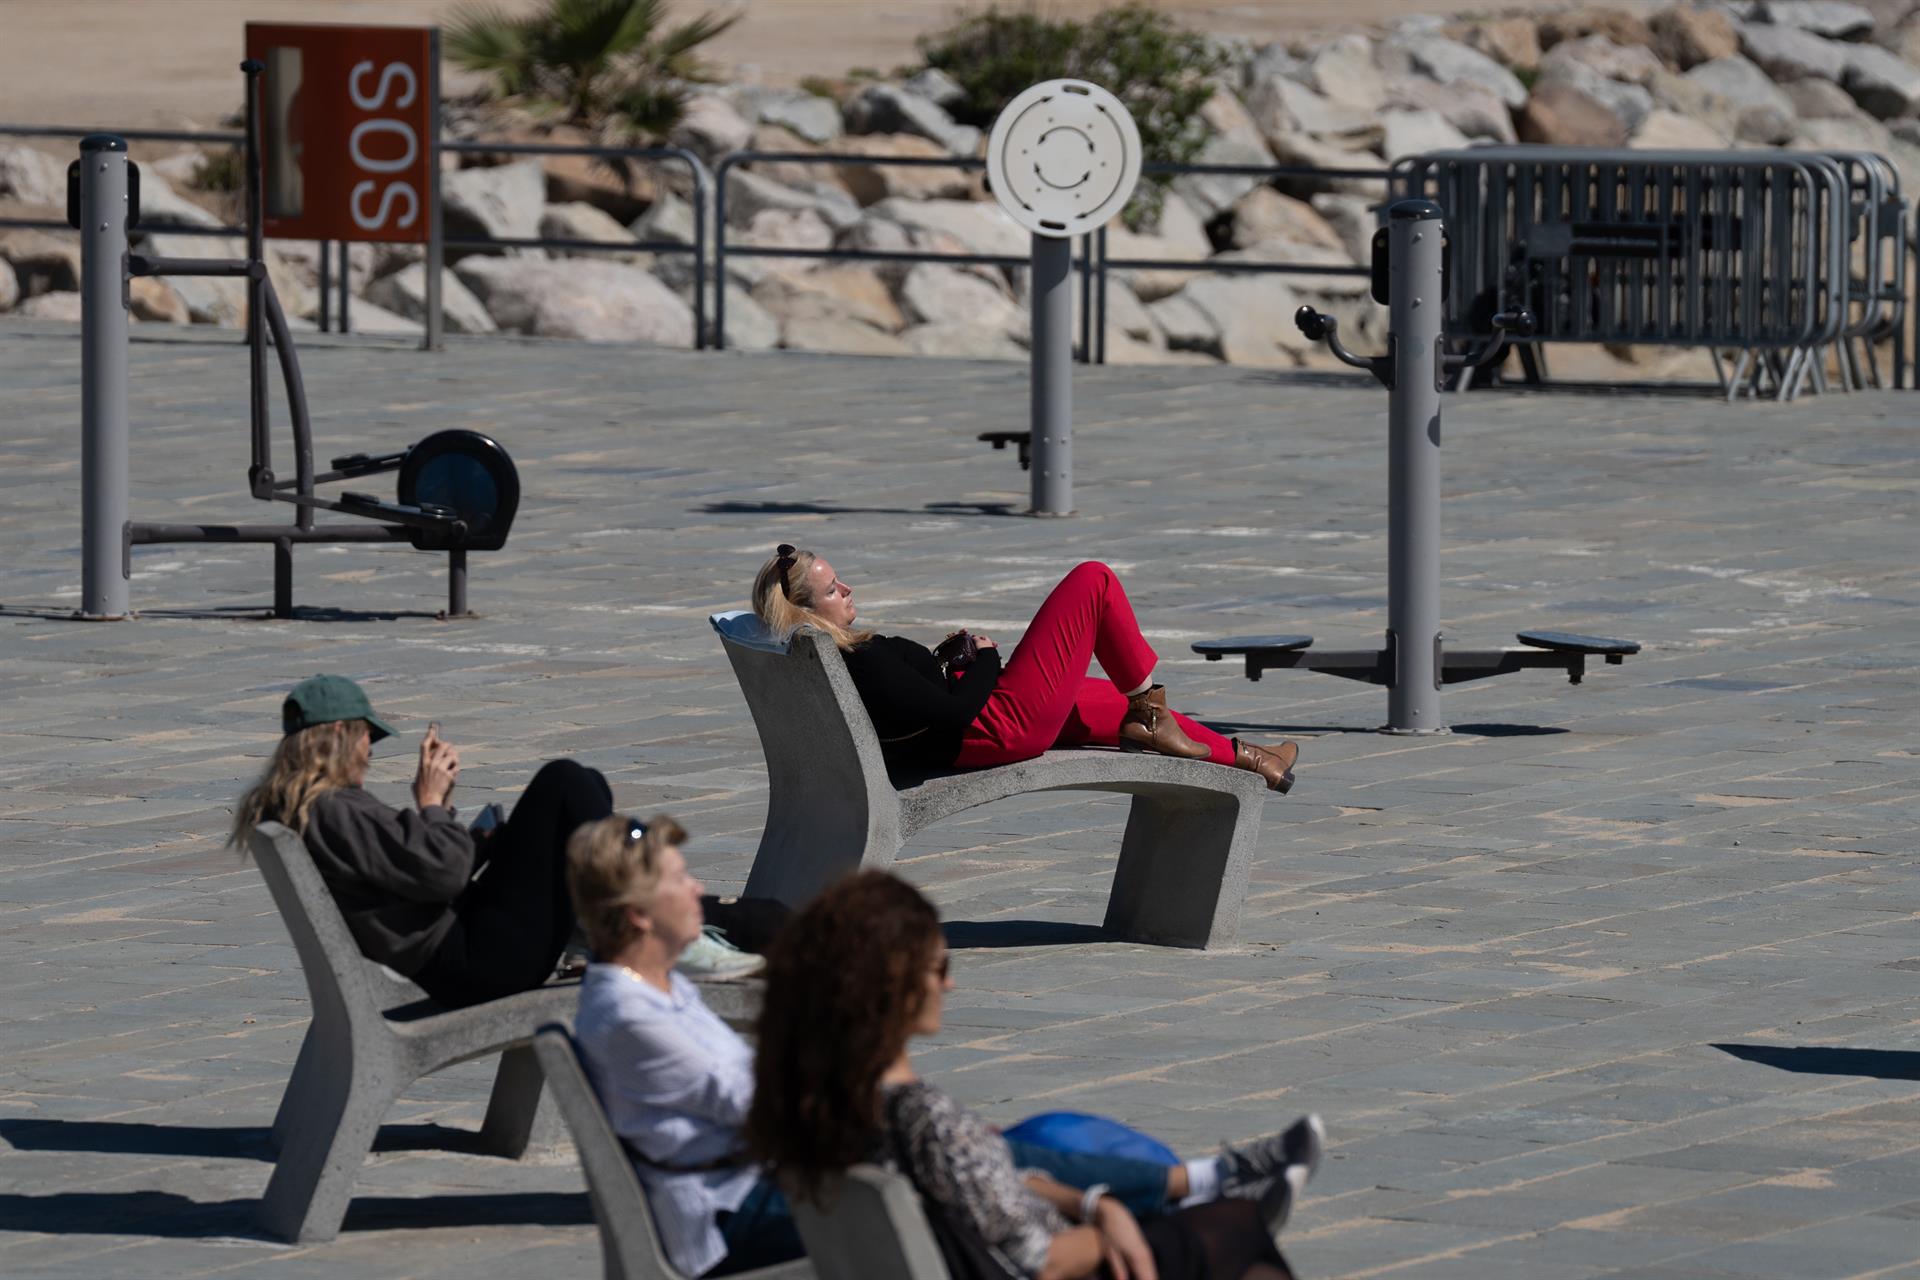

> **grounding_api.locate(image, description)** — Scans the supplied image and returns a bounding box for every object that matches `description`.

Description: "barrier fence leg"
[79,134,132,621]
[447,550,469,619]
[1029,233,1073,516]
[273,539,294,619]
[1385,200,1445,734]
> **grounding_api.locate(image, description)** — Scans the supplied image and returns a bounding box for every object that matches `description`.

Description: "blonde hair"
[229,720,366,849]
[751,546,872,653]
[566,812,690,958]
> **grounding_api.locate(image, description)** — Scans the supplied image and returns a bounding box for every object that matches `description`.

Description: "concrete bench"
[250,821,582,1243]
[784,1165,951,1280]
[532,1025,812,1280]
[711,611,1269,949]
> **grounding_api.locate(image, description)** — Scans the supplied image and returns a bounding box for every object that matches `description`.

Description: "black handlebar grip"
[1492,309,1536,338]
[1294,305,1327,341]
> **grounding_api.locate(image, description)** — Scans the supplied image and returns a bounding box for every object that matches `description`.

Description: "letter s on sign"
[352,180,420,232]
[349,59,418,111]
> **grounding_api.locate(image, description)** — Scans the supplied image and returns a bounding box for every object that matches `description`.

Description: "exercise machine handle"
[1295,306,1391,385]
[1447,309,1536,373]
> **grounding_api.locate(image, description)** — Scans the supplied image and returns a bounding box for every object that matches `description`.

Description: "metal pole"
[79,133,131,619]
[423,27,443,352]
[317,239,330,332]
[1384,198,1446,734]
[447,549,468,618]
[1029,232,1073,516]
[338,240,351,334]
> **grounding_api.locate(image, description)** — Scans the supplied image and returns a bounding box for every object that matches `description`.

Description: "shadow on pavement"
[1713,1044,1920,1081]
[0,1190,589,1239]
[944,920,1109,949]
[0,1118,539,1162]
[698,500,1022,518]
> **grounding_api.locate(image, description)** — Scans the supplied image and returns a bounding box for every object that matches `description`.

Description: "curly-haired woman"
[747,871,1319,1280]
[230,674,615,1007]
[750,548,1299,793]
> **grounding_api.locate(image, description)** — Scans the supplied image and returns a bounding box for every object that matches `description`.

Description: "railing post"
[424,28,444,353]
[78,133,132,620]
[689,153,709,351]
[713,156,730,350]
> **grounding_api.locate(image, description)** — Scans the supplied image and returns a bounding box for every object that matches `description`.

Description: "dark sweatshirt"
[842,634,1003,771]
[303,785,475,975]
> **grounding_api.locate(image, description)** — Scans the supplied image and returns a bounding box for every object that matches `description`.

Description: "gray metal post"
[1029,232,1073,516]
[79,134,131,620]
[1385,199,1446,734]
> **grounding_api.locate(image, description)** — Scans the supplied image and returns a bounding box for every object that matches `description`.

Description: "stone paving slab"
[0,316,1915,1277]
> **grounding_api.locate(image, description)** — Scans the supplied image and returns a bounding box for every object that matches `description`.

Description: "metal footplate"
[979,431,1032,471]
[1193,630,1638,686]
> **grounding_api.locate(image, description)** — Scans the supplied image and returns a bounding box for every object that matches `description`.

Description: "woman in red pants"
[750,547,1297,791]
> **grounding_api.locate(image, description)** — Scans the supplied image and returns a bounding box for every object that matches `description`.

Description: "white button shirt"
[574,963,761,1278]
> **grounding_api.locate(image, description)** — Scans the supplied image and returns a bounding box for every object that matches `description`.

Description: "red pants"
[955,562,1236,768]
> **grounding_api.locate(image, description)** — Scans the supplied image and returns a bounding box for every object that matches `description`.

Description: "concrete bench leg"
[269,1026,318,1152]
[476,1042,560,1157]
[1104,788,1259,949]
[256,1057,393,1243]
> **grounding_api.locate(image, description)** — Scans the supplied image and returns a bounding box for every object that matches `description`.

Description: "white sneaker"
[675,926,765,980]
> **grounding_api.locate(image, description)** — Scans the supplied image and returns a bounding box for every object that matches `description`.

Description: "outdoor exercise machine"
[75,60,518,621]
[975,79,1143,516]
[1192,198,1639,734]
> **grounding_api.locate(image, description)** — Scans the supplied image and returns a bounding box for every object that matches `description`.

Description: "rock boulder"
[442,160,546,245]
[1520,80,1630,146]
[1651,5,1741,68]
[453,257,695,346]
[843,85,980,156]
[902,322,1025,360]
[835,134,977,206]
[0,146,66,208]
[897,262,1020,331]
[1738,21,1851,80]
[669,94,754,163]
[1381,33,1529,108]
[1756,1,1876,40]
[366,263,498,335]
[1462,16,1543,70]
[1842,43,1920,117]
[1541,33,1665,83]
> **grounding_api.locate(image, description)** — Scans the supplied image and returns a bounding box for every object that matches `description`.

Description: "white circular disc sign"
[986,79,1142,239]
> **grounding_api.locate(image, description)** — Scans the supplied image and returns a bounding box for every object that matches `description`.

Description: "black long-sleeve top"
[303,785,476,975]
[842,635,1003,771]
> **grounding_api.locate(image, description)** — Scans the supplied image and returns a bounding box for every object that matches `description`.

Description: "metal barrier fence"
[8,121,1917,389]
[1394,146,1910,398]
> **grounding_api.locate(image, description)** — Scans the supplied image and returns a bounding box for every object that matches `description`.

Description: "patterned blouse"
[880,1080,1068,1278]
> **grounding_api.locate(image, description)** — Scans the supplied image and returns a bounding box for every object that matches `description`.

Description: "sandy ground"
[0,0,1671,131]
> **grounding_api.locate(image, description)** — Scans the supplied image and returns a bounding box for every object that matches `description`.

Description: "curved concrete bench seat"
[712,611,1269,949]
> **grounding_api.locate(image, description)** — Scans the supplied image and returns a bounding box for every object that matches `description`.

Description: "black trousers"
[415,759,613,1007]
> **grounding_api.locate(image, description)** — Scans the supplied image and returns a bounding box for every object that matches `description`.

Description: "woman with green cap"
[231,673,616,1007]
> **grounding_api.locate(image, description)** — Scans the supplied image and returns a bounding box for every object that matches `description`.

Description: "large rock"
[0,258,16,311]
[1520,80,1630,145]
[1541,58,1658,129]
[1842,42,1920,116]
[1147,291,1219,354]
[1537,7,1657,50]
[868,197,1026,261]
[1103,278,1162,347]
[843,84,980,156]
[442,160,546,244]
[1243,41,1307,94]
[669,94,753,163]
[780,314,911,355]
[725,167,858,229]
[1380,33,1529,108]
[756,90,843,145]
[365,262,498,335]
[1229,187,1347,253]
[1462,17,1543,70]
[0,146,66,208]
[1173,132,1277,222]
[902,322,1025,360]
[1247,75,1377,146]
[130,173,224,231]
[1542,33,1665,83]
[835,134,977,205]
[1739,20,1852,80]
[902,67,966,111]
[752,265,904,333]
[897,262,1020,331]
[534,124,657,223]
[1385,77,1518,143]
[1102,192,1214,301]
[1880,14,1920,64]
[453,257,695,345]
[631,189,708,248]
[1311,193,1380,266]
[1380,108,1471,161]
[1687,55,1799,116]
[1631,107,1731,147]
[128,276,187,324]
[1652,5,1741,67]
[1174,275,1308,367]
[1784,74,1870,116]
[1199,85,1270,153]
[1756,1,1876,39]
[833,213,975,286]
[714,282,780,351]
[1214,240,1369,298]
[340,298,424,337]
[0,229,80,296]
[742,125,849,194]
[17,291,83,322]
[540,202,643,258]
[1307,35,1389,112]
[1266,133,1383,198]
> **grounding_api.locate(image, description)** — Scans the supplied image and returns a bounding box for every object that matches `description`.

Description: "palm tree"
[448,0,739,134]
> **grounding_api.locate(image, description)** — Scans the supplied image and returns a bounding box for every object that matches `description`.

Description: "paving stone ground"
[0,317,1915,1279]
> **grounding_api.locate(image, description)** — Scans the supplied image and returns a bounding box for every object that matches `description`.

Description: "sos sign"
[244,23,437,244]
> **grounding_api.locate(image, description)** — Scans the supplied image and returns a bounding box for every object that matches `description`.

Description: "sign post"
[243,23,440,347]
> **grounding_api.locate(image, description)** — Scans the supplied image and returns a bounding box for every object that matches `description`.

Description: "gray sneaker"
[1221,1114,1324,1198]
[675,926,765,980]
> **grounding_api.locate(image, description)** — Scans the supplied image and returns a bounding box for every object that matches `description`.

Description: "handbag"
[1001,1111,1179,1168]
[932,629,979,677]
[886,1091,1022,1280]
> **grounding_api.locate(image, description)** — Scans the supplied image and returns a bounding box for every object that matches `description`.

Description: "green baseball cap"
[282,674,398,743]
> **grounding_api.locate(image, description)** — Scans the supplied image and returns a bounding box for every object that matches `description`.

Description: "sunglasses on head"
[773,544,798,580]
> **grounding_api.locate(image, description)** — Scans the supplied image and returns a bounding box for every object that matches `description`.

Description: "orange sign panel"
[244,23,436,243]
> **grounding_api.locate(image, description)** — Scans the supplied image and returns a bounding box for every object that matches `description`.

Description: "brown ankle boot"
[1233,738,1299,793]
[1118,685,1211,759]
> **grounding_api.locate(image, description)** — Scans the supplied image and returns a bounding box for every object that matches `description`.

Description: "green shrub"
[918,5,1229,224]
[191,148,245,193]
[447,0,738,137]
